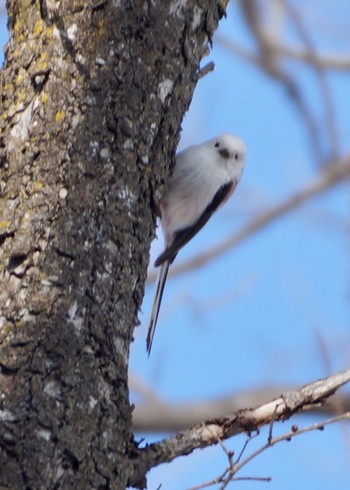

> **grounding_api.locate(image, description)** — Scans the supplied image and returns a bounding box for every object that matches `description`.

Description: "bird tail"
[146,261,170,355]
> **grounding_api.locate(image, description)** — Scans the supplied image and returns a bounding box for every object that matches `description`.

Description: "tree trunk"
[0,1,225,488]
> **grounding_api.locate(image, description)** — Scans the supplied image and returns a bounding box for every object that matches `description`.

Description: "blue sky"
[1,2,349,489]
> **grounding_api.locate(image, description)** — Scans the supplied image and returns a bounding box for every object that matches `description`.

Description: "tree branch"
[131,378,350,433]
[188,412,350,489]
[283,0,339,160]
[129,369,350,486]
[239,0,324,161]
[216,35,350,71]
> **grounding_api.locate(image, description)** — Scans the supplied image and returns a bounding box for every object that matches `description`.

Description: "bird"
[146,132,246,354]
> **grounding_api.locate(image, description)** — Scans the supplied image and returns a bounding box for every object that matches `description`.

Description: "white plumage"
[147,133,246,354]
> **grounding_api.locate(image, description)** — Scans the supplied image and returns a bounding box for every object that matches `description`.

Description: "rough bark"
[0,1,226,488]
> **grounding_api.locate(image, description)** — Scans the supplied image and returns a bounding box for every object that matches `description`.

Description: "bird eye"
[234,154,239,160]
[214,142,220,148]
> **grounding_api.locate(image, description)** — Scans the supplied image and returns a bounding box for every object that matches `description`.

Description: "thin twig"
[235,433,255,464]
[267,403,279,444]
[216,35,350,71]
[239,0,322,161]
[235,412,350,474]
[191,412,350,490]
[284,0,339,161]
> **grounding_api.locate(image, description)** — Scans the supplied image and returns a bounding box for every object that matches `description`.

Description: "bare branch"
[147,154,350,282]
[129,369,350,486]
[191,412,350,490]
[215,36,350,71]
[239,0,323,161]
[132,379,350,433]
[284,0,339,160]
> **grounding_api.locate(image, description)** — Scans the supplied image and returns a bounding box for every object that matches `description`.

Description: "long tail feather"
[146,261,170,355]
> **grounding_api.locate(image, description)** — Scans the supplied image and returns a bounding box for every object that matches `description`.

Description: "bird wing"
[154,180,236,267]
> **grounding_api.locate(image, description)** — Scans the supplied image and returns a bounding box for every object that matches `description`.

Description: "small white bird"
[147,133,246,354]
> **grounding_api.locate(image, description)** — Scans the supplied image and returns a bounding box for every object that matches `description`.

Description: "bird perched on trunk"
[147,133,246,354]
